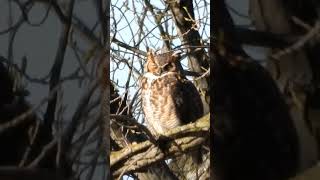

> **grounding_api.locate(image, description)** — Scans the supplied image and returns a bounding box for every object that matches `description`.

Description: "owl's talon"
[156,135,172,153]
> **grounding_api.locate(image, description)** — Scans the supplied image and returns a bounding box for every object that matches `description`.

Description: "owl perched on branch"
[140,50,204,163]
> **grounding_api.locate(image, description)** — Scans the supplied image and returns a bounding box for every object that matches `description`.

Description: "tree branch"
[110,114,209,177]
[166,0,210,113]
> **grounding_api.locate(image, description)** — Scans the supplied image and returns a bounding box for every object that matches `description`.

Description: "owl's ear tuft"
[147,50,155,63]
[145,49,159,73]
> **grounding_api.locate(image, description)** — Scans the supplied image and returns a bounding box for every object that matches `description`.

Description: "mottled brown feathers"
[145,50,179,75]
[140,50,203,135]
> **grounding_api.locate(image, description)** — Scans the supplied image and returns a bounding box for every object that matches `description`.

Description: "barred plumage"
[140,50,204,166]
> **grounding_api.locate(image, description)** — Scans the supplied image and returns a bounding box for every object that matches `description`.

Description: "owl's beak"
[158,63,169,75]
[157,70,162,76]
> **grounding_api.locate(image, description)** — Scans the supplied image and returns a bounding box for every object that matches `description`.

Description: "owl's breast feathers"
[140,72,203,135]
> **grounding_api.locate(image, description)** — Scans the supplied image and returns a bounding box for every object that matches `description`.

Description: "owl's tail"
[168,147,205,179]
[191,147,202,165]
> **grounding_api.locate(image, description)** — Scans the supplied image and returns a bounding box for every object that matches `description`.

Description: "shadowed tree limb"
[111,114,209,178]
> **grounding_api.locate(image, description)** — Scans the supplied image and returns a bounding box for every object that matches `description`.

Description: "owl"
[140,49,204,141]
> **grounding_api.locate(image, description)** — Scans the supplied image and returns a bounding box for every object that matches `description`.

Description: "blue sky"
[110,0,210,95]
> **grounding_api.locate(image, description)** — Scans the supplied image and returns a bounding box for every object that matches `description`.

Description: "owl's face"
[145,50,179,75]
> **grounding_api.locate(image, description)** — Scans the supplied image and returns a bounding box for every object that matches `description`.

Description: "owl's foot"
[155,135,172,154]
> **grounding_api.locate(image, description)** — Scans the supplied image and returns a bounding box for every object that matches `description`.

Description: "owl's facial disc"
[145,50,180,75]
[146,61,158,73]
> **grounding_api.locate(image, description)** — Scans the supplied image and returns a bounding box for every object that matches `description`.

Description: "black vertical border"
[210,0,215,179]
[98,0,110,179]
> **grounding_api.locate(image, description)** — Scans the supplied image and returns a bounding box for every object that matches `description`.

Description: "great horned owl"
[139,50,204,168]
[140,50,203,135]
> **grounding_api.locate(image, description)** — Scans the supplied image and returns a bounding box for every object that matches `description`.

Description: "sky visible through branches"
[110,1,209,178]
[110,0,210,126]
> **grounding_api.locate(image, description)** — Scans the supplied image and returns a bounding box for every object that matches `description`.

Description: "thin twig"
[271,21,320,60]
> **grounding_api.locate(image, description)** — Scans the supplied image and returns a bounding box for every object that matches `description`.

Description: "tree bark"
[249,0,319,171]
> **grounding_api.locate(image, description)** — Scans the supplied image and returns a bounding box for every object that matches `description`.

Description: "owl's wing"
[173,78,204,124]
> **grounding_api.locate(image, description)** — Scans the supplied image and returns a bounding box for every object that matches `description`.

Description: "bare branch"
[111,114,209,177]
